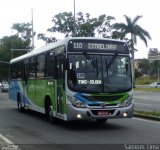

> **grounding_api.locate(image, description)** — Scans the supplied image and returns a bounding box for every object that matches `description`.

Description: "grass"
[134,76,160,120]
[134,76,160,92]
[135,76,157,85]
[134,87,160,92]
[134,110,160,118]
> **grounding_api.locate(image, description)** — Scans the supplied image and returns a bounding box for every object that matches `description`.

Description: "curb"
[133,113,160,121]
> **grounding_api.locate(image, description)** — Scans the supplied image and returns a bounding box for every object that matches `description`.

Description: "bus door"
[55,55,65,116]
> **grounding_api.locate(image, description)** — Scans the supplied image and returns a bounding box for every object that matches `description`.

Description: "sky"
[0,0,159,59]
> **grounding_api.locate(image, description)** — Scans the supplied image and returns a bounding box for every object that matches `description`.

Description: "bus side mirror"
[63,58,69,70]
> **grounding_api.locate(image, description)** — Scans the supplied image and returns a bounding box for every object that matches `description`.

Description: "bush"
[135,76,157,85]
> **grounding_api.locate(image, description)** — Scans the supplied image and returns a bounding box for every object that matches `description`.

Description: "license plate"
[97,111,111,116]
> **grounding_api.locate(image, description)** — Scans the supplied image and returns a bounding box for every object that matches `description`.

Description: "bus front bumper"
[67,103,134,121]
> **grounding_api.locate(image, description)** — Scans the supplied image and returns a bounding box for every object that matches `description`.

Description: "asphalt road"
[0,93,160,150]
[134,91,160,112]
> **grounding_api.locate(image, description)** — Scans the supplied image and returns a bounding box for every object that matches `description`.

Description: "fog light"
[77,114,82,119]
[123,112,128,117]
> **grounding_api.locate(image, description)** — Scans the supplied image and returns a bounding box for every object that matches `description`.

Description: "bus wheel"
[96,119,107,124]
[17,95,24,112]
[45,101,56,123]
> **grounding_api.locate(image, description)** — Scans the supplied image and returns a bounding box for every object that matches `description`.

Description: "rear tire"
[17,95,24,112]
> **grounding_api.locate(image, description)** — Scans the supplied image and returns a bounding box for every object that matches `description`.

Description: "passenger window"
[46,51,54,77]
[10,64,17,79]
[37,54,45,78]
[29,57,36,78]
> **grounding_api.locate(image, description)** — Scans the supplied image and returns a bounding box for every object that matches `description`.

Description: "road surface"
[0,93,160,150]
[134,91,160,112]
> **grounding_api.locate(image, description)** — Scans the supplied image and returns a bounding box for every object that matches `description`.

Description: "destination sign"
[73,42,117,50]
[68,39,129,54]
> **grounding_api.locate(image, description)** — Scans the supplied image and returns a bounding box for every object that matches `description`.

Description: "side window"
[17,62,23,78]
[10,63,17,79]
[46,51,54,77]
[37,54,45,78]
[29,57,36,78]
[24,59,29,78]
[56,55,64,79]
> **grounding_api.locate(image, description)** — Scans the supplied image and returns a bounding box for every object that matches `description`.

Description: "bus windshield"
[68,54,132,93]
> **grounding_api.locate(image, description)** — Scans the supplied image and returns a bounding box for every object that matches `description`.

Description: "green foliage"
[134,110,160,117]
[138,59,151,75]
[12,23,31,37]
[134,87,160,92]
[150,60,160,75]
[0,22,32,80]
[49,12,75,35]
[113,15,151,88]
[0,35,28,60]
[38,12,115,43]
[135,68,143,79]
[135,59,160,78]
[113,15,151,48]
[135,76,157,85]
[12,23,34,49]
[37,33,57,43]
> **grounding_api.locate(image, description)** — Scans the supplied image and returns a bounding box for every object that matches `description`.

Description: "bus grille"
[82,95,124,102]
[88,103,117,106]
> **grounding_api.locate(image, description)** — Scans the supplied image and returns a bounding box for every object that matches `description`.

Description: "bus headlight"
[67,95,86,108]
[120,96,133,107]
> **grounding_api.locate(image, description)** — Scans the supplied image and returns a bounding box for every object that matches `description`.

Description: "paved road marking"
[0,133,13,144]
[0,133,20,150]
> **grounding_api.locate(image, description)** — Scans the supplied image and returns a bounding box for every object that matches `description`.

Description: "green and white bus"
[9,37,134,123]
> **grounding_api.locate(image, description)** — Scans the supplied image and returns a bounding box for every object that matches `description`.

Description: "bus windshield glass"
[68,54,132,93]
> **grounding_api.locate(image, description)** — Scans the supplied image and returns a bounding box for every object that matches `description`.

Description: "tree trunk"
[131,34,135,88]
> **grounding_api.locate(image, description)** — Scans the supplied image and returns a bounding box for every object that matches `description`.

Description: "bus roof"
[10,37,126,64]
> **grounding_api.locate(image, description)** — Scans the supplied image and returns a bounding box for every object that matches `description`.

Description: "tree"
[0,35,29,80]
[113,15,151,87]
[150,60,160,76]
[135,68,143,79]
[96,15,115,38]
[0,22,32,80]
[38,12,115,43]
[138,59,151,75]
[37,33,57,44]
[12,23,35,49]
[0,35,28,60]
